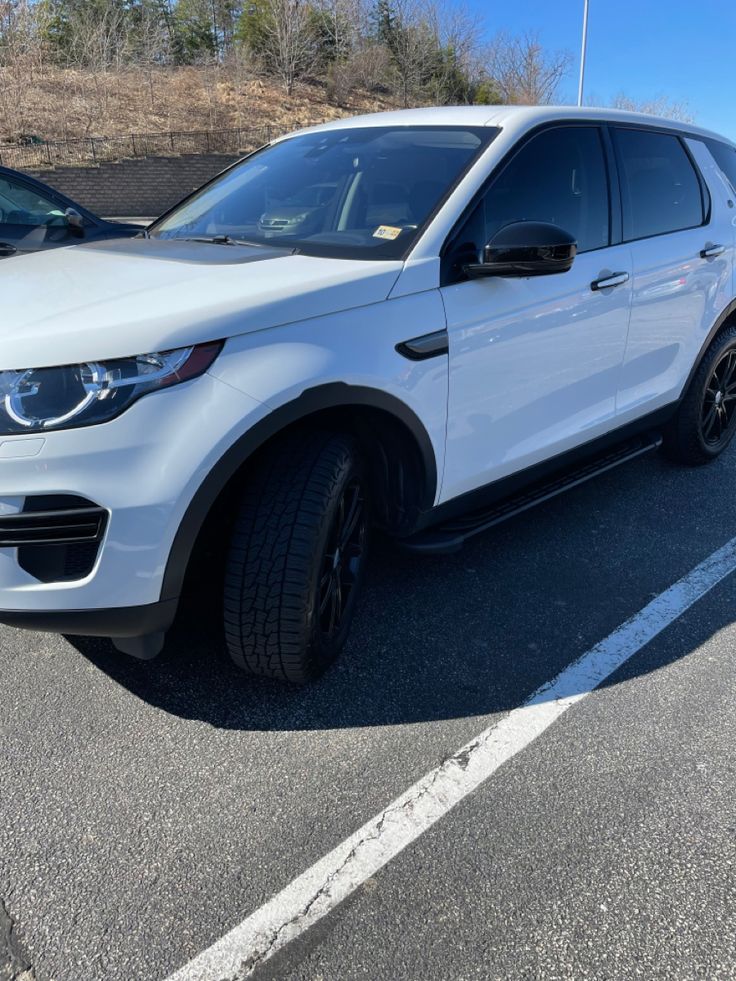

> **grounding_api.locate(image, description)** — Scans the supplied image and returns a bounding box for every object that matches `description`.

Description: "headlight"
[0,341,222,435]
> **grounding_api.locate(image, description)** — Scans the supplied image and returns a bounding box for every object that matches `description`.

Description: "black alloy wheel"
[663,324,736,466]
[701,349,736,446]
[318,478,368,641]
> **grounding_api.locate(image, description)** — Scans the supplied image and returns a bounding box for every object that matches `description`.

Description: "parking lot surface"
[2,446,736,981]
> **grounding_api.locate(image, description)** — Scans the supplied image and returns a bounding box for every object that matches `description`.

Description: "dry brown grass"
[0,65,396,144]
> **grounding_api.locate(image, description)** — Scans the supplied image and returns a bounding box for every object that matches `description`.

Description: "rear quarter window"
[704,139,736,195]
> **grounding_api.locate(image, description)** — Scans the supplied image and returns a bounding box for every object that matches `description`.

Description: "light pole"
[577,0,590,107]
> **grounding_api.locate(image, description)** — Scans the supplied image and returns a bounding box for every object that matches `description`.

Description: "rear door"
[612,127,734,417]
[0,173,80,257]
[701,137,736,291]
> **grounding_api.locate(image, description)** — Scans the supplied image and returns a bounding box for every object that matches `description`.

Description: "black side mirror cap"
[463,221,577,279]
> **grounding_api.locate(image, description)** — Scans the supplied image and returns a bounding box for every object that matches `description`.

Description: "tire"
[663,324,736,466]
[223,431,370,684]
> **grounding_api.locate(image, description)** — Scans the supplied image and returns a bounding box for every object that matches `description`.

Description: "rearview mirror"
[64,207,85,236]
[464,221,577,279]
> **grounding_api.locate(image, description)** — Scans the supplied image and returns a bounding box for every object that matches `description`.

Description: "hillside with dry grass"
[0,65,396,145]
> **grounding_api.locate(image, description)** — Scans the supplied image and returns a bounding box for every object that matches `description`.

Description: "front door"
[440,124,633,503]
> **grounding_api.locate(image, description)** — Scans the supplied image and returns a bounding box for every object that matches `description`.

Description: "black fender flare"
[159,383,438,603]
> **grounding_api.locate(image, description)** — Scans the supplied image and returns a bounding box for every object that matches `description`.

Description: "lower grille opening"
[18,540,101,583]
[5,495,108,583]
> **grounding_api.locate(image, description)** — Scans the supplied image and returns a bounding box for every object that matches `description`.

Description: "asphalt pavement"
[1,445,735,981]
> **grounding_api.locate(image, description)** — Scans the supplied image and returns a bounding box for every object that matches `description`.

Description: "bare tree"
[484,31,572,105]
[313,0,366,64]
[609,92,694,124]
[0,0,49,140]
[129,2,174,109]
[221,45,256,128]
[257,0,319,95]
[64,1,133,72]
[422,0,482,104]
[59,2,136,134]
[327,39,392,104]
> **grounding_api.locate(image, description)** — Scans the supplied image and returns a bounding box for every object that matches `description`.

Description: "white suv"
[1,106,735,683]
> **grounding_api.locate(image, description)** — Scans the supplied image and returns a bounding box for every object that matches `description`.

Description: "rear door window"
[612,128,705,241]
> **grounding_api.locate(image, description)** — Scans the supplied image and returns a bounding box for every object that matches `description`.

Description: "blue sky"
[467,0,736,140]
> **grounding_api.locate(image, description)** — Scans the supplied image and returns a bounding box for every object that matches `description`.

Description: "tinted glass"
[704,138,736,194]
[0,177,66,227]
[613,129,704,240]
[479,126,610,253]
[151,126,498,260]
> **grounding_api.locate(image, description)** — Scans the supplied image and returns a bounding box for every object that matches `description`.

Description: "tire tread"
[223,431,363,684]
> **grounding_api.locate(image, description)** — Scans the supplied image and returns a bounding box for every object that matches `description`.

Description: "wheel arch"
[159,382,438,603]
[681,297,736,397]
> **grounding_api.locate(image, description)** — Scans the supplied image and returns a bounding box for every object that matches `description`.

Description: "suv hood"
[0,238,403,369]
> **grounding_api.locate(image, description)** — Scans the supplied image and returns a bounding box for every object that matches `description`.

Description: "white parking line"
[165,537,736,981]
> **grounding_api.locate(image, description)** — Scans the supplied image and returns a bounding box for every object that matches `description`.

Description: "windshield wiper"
[182,235,269,248]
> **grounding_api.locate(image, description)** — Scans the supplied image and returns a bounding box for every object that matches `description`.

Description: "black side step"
[401,432,663,555]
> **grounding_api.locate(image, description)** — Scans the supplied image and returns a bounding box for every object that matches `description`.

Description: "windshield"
[150,126,498,260]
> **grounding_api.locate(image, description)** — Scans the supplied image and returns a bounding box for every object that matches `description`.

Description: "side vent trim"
[396,330,449,361]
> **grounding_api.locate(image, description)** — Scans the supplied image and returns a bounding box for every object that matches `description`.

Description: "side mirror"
[464,221,577,279]
[64,207,85,236]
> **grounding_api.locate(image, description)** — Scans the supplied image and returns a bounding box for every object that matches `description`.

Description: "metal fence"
[0,126,280,171]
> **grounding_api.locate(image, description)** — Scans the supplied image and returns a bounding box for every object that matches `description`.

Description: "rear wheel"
[223,431,369,684]
[664,325,736,465]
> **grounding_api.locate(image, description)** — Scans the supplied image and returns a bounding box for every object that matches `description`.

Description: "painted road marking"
[165,537,736,981]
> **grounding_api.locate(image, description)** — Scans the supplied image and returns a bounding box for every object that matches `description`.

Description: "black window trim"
[608,123,712,245]
[440,119,618,287]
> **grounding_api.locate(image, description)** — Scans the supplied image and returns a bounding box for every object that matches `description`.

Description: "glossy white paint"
[0,241,402,369]
[0,373,269,610]
[0,291,448,612]
[0,105,734,626]
[209,289,449,485]
[616,140,735,418]
[440,246,634,501]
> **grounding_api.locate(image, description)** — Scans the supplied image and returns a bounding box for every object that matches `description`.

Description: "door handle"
[0,242,17,257]
[591,271,629,291]
[700,244,726,258]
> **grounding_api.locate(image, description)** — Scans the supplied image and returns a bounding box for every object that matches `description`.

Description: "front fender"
[162,292,449,603]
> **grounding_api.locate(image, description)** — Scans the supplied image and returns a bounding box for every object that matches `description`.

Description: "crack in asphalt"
[0,899,34,981]
[239,740,483,979]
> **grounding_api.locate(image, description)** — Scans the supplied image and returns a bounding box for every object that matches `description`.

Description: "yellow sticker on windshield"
[373,225,403,241]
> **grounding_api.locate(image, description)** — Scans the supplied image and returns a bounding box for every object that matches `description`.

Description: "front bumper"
[0,599,177,644]
[0,369,267,641]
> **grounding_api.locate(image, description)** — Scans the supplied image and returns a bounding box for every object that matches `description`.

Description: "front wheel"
[664,324,736,465]
[223,431,369,684]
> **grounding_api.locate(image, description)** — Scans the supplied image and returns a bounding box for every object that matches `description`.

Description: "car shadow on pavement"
[66,452,736,733]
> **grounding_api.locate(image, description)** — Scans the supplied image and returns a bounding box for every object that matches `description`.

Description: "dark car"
[0,166,140,258]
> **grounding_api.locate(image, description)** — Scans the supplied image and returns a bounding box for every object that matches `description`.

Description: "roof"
[293,105,734,148]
